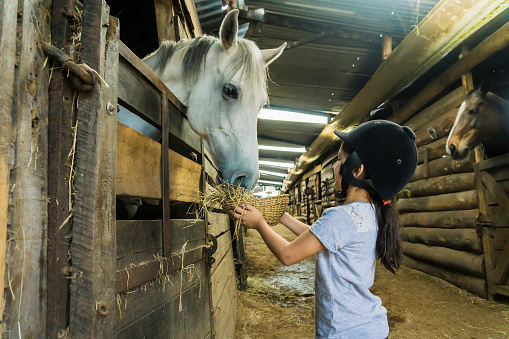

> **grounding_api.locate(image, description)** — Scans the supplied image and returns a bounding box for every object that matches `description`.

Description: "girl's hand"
[229,204,264,230]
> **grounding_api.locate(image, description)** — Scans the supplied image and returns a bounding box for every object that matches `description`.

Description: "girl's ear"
[353,164,367,179]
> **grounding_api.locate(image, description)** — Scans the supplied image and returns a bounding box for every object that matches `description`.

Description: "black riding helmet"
[334,120,418,201]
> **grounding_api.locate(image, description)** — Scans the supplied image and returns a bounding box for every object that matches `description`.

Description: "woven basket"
[223,194,289,226]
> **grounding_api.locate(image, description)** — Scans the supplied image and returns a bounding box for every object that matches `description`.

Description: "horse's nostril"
[232,175,248,188]
[449,144,457,155]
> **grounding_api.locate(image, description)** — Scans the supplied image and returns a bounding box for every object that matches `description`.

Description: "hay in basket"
[198,181,289,227]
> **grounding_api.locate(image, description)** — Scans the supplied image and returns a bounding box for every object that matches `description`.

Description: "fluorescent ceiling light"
[259,160,294,168]
[259,170,287,178]
[259,109,327,124]
[259,145,306,153]
[258,179,283,186]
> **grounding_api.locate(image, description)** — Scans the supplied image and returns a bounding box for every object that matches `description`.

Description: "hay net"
[197,181,289,226]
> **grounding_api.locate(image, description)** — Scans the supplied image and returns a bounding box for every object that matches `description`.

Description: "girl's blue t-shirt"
[309,202,389,339]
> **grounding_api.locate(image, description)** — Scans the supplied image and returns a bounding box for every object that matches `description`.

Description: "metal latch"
[205,234,218,268]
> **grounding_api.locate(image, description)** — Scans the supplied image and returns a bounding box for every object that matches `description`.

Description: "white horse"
[118,10,286,190]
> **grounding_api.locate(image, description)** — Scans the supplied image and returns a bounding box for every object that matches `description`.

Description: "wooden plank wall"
[115,219,211,338]
[208,212,237,339]
[3,0,52,336]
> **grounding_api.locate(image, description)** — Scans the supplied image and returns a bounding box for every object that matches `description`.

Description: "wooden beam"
[403,227,482,253]
[115,246,206,293]
[154,0,178,43]
[69,4,119,335]
[390,19,509,124]
[285,0,509,187]
[0,0,17,332]
[403,256,487,298]
[400,209,478,229]
[382,35,392,60]
[398,172,475,198]
[286,30,342,49]
[397,190,478,213]
[239,10,381,43]
[403,241,485,278]
[411,155,473,182]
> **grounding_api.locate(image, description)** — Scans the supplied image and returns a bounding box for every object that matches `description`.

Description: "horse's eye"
[469,109,478,114]
[222,84,238,99]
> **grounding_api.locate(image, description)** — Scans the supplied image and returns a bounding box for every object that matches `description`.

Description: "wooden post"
[4,0,51,335]
[46,0,77,335]
[154,0,178,42]
[162,93,172,256]
[0,0,17,332]
[382,35,392,60]
[69,1,119,335]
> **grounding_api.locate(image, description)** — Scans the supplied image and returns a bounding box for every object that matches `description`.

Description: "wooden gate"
[43,0,237,337]
[475,153,509,298]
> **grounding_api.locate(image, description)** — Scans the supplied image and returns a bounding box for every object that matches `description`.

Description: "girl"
[230,120,418,338]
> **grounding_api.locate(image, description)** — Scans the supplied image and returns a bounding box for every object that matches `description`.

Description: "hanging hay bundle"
[197,181,289,227]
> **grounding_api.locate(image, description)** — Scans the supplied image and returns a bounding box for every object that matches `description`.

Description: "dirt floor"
[235,224,509,339]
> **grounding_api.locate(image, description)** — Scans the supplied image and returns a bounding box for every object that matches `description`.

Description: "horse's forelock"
[225,38,268,105]
[182,36,216,81]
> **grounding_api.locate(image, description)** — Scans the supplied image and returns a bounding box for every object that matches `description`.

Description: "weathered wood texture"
[116,122,201,202]
[115,258,208,328]
[475,153,509,297]
[403,241,485,278]
[69,3,119,336]
[4,0,51,336]
[391,19,509,124]
[0,0,18,331]
[402,227,481,253]
[400,209,478,228]
[115,264,211,338]
[398,172,475,198]
[413,107,457,147]
[208,211,237,337]
[397,189,477,213]
[403,256,487,298]
[405,87,464,132]
[411,155,473,182]
[46,0,80,334]
[417,137,447,164]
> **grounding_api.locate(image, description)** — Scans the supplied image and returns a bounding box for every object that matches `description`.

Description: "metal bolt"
[107,102,115,115]
[397,159,402,164]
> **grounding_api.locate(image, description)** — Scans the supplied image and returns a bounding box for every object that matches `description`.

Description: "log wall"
[389,18,509,298]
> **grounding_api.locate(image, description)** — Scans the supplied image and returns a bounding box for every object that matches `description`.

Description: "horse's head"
[144,10,286,189]
[447,80,500,160]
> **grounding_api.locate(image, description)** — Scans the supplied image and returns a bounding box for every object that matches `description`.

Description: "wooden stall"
[1,0,237,336]
[389,18,509,298]
[285,8,509,300]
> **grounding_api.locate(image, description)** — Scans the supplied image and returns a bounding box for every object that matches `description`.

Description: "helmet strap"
[335,151,378,198]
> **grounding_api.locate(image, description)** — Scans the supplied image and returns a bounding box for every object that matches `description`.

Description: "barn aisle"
[235,225,509,338]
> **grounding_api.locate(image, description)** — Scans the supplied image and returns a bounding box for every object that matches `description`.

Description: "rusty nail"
[107,102,115,115]
[97,303,109,317]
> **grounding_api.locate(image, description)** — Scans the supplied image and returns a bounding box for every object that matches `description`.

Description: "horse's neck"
[484,93,509,156]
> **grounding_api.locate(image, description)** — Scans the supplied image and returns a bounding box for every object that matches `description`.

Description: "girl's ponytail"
[369,195,402,274]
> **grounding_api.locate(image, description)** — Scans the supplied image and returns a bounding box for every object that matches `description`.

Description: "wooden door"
[475,153,509,298]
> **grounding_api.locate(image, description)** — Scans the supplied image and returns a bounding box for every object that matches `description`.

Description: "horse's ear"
[220,10,239,50]
[261,42,287,67]
[479,77,491,98]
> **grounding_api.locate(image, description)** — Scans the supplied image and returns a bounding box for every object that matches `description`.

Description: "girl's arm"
[279,212,310,236]
[231,205,324,266]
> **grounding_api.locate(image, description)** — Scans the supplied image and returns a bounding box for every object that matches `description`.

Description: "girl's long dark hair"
[342,143,402,274]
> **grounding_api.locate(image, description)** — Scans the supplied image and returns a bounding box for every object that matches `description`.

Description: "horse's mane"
[144,35,269,104]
